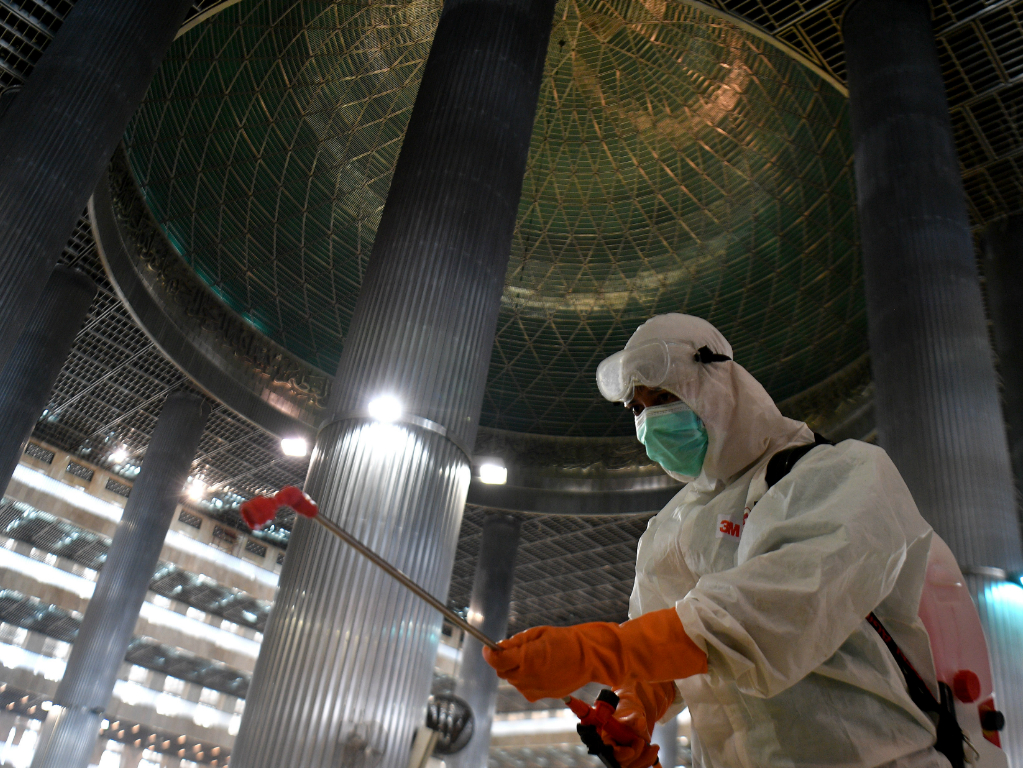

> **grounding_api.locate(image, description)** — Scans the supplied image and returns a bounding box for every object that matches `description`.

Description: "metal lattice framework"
[42,217,310,527]
[702,0,1022,225]
[449,507,653,635]
[4,0,1014,228]
[0,0,232,89]
[124,0,866,437]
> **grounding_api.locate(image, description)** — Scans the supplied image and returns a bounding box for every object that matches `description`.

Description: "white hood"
[614,313,812,482]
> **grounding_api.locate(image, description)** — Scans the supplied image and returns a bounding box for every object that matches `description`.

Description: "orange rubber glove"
[482,607,706,702]
[602,680,678,768]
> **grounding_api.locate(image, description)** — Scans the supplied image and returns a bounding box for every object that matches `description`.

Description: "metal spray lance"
[240,486,500,650]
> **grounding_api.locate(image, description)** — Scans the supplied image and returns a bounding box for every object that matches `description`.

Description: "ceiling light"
[110,447,128,464]
[479,462,507,485]
[187,479,205,501]
[368,394,403,423]
[280,437,308,457]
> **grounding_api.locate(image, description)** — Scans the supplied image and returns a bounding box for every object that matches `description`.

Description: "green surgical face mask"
[635,401,708,478]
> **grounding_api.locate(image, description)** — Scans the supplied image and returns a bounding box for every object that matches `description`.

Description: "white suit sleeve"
[675,441,932,698]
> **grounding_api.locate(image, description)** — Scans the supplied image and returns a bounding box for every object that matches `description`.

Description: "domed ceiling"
[123,0,865,438]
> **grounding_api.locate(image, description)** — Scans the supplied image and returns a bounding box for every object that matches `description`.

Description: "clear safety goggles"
[596,339,687,402]
[597,339,732,402]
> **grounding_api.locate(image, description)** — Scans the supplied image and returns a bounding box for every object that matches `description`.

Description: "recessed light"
[280,437,308,457]
[368,394,403,423]
[479,462,508,485]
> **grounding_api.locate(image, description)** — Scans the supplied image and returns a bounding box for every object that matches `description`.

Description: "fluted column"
[652,716,678,768]
[30,393,210,768]
[0,265,95,489]
[843,2,1023,765]
[967,575,1023,766]
[232,1,555,766]
[980,215,1022,508]
[0,0,193,371]
[449,513,521,768]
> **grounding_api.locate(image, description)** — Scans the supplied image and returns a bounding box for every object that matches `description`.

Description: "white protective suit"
[612,315,948,768]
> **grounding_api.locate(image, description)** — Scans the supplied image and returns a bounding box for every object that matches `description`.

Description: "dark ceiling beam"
[466,479,678,516]
[952,76,1023,110]
[772,0,844,34]
[935,0,1018,37]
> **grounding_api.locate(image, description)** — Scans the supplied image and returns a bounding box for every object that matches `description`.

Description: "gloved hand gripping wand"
[240,486,501,651]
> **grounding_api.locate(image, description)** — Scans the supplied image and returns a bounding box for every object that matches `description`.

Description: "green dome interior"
[124,0,865,437]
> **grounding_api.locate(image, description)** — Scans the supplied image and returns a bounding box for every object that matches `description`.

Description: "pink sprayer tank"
[918,535,1008,766]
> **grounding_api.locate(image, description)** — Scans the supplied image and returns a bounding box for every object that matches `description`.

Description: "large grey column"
[449,513,521,768]
[0,0,193,372]
[232,1,555,766]
[652,716,678,768]
[981,215,1022,511]
[0,265,95,489]
[30,393,210,768]
[843,2,1023,765]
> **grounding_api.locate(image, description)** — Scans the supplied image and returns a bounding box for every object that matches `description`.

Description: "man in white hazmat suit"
[485,313,949,768]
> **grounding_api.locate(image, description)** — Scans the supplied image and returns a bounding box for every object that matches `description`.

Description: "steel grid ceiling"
[39,218,310,514]
[123,0,866,437]
[0,1,229,89]
[702,0,1022,226]
[448,507,654,636]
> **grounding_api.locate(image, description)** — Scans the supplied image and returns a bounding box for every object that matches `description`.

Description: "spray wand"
[240,486,500,650]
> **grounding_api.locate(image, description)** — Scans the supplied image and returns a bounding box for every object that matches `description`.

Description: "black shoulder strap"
[765,432,833,489]
[865,613,941,712]
[867,613,965,766]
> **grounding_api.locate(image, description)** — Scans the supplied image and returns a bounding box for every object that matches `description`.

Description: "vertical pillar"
[843,2,1023,765]
[0,0,193,371]
[232,1,555,766]
[652,716,678,768]
[30,393,210,768]
[449,513,521,768]
[120,743,145,768]
[980,215,1022,509]
[978,220,1023,766]
[0,265,95,489]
